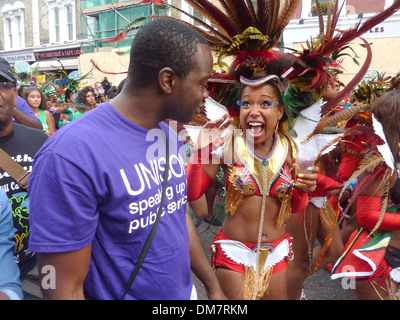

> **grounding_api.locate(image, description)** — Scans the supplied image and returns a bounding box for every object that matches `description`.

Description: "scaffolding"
[80,0,167,52]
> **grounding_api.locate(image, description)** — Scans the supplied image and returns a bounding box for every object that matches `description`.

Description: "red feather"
[90,59,128,75]
[140,0,165,6]
[100,31,128,44]
[328,0,344,38]
[231,49,282,72]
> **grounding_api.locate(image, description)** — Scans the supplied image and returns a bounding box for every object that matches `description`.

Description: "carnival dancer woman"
[187,68,318,300]
[331,87,400,300]
[286,80,344,300]
[99,0,400,300]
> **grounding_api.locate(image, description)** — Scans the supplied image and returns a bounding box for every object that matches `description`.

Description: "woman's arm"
[356,168,400,231]
[186,212,226,300]
[186,114,232,202]
[44,110,56,136]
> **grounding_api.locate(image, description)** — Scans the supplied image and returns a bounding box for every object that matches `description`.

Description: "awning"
[0,49,36,64]
[30,58,79,71]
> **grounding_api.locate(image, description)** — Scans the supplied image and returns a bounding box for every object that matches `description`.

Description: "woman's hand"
[293,163,319,193]
[194,113,233,151]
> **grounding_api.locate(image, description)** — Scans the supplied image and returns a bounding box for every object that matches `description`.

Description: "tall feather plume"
[216,0,233,17]
[310,103,369,139]
[245,0,257,26]
[260,0,274,33]
[226,0,253,31]
[315,1,325,37]
[184,0,237,38]
[256,0,268,31]
[325,2,332,37]
[266,0,280,36]
[219,0,242,30]
[328,0,343,39]
[324,103,369,127]
[273,0,301,35]
[339,151,384,201]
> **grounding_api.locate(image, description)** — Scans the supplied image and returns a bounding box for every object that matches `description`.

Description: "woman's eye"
[241,101,251,108]
[261,100,276,108]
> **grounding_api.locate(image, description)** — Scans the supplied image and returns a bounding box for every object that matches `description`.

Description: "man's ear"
[158,67,178,95]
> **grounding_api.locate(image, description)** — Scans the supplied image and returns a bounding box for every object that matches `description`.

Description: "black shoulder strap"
[121,129,169,300]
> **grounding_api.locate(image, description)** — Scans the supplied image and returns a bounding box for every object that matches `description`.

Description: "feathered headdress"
[105,0,301,77]
[104,0,400,130]
[284,0,400,121]
[352,72,400,104]
[12,60,39,86]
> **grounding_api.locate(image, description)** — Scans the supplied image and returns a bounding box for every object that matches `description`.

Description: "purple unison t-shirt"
[28,102,191,300]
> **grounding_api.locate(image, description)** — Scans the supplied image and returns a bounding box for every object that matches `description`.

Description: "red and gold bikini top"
[224,130,296,217]
[226,160,292,198]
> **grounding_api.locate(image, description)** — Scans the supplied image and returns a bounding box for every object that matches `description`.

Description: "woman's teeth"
[248,122,264,135]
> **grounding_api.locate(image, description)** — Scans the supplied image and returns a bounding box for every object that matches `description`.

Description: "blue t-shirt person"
[0,189,23,300]
[28,102,192,299]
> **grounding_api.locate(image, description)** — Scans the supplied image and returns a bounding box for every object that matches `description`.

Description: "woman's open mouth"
[247,121,265,138]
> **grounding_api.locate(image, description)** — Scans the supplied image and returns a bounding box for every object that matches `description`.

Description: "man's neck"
[110,89,166,130]
[0,122,14,138]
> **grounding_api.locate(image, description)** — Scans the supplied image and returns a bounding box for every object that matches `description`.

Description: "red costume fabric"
[210,229,292,274]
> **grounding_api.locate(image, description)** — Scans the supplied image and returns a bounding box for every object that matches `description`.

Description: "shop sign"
[34,48,81,61]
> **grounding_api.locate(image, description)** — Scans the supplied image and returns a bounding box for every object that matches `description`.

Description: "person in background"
[106,86,118,99]
[73,86,96,120]
[24,87,56,136]
[5,68,42,131]
[0,57,48,281]
[0,189,23,300]
[97,93,106,104]
[117,79,127,95]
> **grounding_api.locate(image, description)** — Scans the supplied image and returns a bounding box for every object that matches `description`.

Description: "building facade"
[1,0,398,86]
[79,0,168,87]
[0,0,82,72]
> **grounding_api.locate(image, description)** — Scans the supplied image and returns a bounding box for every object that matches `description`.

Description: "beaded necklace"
[246,132,278,167]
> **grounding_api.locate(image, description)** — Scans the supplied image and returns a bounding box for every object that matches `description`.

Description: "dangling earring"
[275,119,281,134]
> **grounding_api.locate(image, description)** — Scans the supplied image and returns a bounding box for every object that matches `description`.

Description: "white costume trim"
[215,238,290,273]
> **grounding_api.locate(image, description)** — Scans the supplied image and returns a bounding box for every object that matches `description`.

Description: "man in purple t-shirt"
[28,18,226,300]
